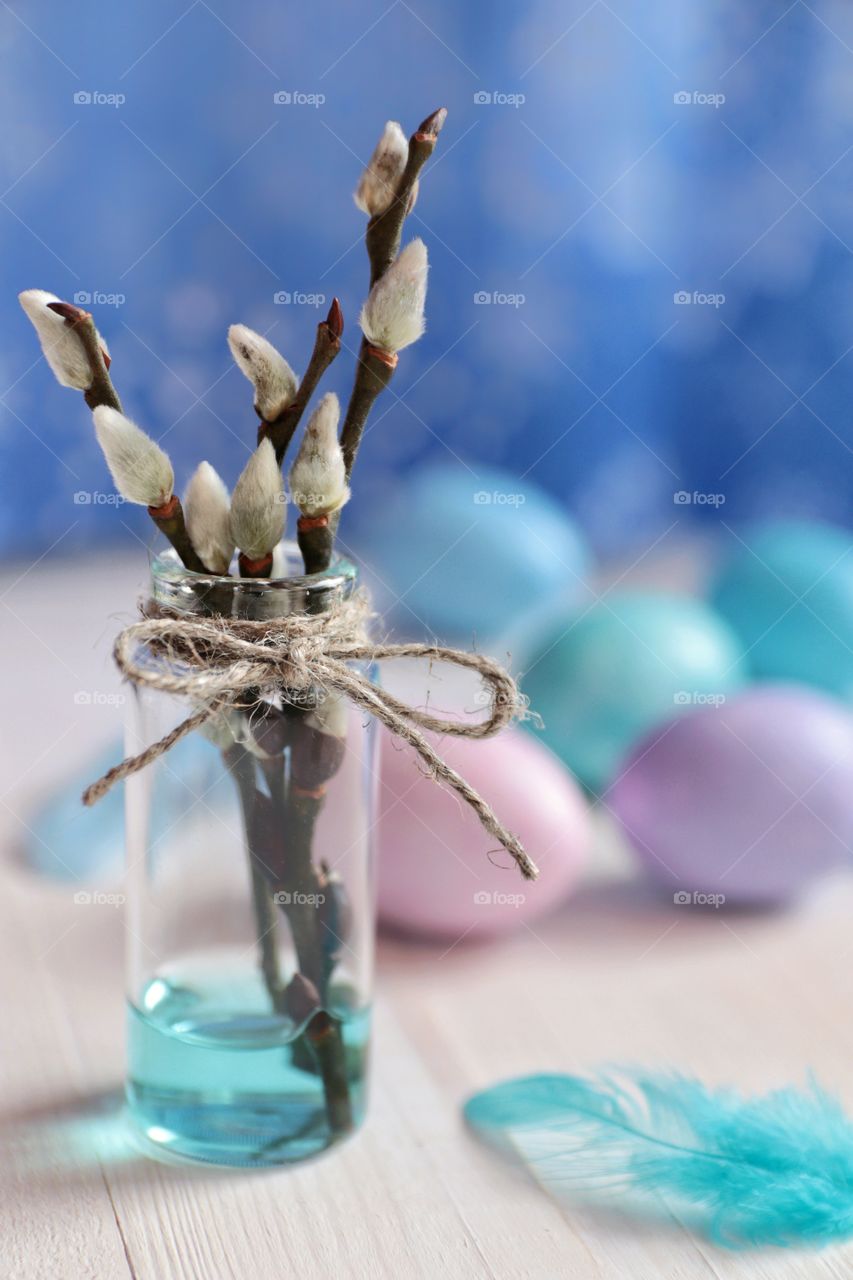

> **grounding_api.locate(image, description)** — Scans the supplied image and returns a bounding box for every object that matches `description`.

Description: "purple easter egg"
[378,727,590,940]
[609,685,853,905]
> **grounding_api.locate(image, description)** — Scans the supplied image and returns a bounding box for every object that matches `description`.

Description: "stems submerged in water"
[222,710,355,1137]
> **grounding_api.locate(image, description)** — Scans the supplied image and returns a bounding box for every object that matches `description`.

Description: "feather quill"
[464,1070,853,1249]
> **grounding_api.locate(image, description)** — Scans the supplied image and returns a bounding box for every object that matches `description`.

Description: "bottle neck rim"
[149,543,358,619]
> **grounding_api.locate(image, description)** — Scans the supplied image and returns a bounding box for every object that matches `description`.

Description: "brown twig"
[45,299,119,409]
[47,300,212,575]
[296,513,333,575]
[259,298,343,466]
[225,728,354,1135]
[331,110,447,542]
[237,550,274,579]
[223,743,287,1014]
[46,301,121,412]
[286,972,352,1135]
[364,107,447,287]
[339,343,398,484]
[149,495,209,574]
[293,110,447,579]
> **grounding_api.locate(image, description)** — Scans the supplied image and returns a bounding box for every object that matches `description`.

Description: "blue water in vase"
[127,971,370,1167]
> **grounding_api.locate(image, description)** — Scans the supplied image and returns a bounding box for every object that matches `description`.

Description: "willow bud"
[289,393,349,517]
[359,238,428,355]
[354,120,408,217]
[19,290,109,391]
[230,438,285,561]
[92,406,173,508]
[227,324,298,421]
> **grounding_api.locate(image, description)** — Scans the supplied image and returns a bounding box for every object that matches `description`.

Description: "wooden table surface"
[2,551,852,1280]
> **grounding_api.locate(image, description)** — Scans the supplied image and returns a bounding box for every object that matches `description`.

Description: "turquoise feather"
[464,1070,853,1249]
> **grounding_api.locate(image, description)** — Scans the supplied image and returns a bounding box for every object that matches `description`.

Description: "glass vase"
[124,545,377,1167]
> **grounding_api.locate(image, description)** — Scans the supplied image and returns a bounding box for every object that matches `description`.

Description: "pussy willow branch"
[282,785,353,1134]
[150,496,209,574]
[297,110,446,579]
[296,515,334,576]
[335,108,446,513]
[296,344,396,575]
[259,298,343,467]
[222,703,354,1134]
[365,107,446,287]
[223,742,286,1013]
[239,293,354,1131]
[264,706,354,1133]
[256,113,445,1130]
[46,301,121,414]
[237,550,276,579]
[47,301,208,573]
[339,345,398,484]
[289,115,450,1102]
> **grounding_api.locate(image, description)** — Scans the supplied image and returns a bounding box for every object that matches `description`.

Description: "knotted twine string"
[83,593,539,881]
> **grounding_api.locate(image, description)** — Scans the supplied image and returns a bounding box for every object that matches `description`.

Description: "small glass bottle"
[124,545,377,1166]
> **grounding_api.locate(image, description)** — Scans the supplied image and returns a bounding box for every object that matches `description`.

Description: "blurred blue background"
[2,0,852,563]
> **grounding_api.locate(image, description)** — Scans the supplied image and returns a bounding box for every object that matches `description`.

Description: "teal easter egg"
[710,520,853,700]
[357,462,590,640]
[521,591,746,792]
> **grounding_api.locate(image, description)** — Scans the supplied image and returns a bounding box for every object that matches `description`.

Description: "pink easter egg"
[377,727,590,940]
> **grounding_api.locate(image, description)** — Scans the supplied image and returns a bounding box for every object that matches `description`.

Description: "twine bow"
[83,594,539,881]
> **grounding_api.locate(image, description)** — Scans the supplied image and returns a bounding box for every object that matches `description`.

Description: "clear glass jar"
[124,545,377,1167]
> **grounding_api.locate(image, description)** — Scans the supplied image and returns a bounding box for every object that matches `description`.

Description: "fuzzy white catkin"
[229,438,285,560]
[92,406,174,507]
[227,325,298,421]
[200,707,274,757]
[199,708,239,751]
[306,691,348,739]
[353,120,408,217]
[18,289,109,391]
[359,239,428,354]
[289,392,349,516]
[184,461,235,574]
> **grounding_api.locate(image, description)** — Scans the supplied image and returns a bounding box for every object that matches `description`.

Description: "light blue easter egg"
[710,520,853,700]
[521,591,746,792]
[357,463,590,640]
